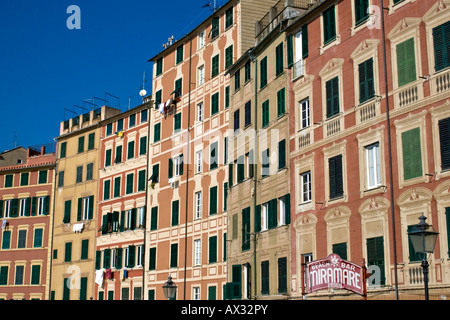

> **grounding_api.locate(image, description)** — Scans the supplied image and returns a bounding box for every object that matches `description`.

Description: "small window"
[323,6,336,45]
[299,98,310,130]
[176,45,184,64]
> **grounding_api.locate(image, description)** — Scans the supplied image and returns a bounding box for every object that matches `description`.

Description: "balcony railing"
[292,60,305,79]
[430,67,450,96]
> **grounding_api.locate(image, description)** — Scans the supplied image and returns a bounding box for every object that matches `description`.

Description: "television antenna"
[162,36,175,49]
[203,0,219,11]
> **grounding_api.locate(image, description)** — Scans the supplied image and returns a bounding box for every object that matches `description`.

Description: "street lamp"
[408,215,439,300]
[162,277,177,300]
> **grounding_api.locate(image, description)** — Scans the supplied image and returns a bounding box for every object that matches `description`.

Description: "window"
[79,196,94,221]
[19,198,29,217]
[136,245,143,267]
[402,128,422,180]
[209,236,217,263]
[150,207,158,231]
[262,148,270,178]
[226,7,233,29]
[196,150,203,174]
[174,113,182,132]
[127,140,135,160]
[2,230,11,249]
[278,140,286,170]
[245,61,251,83]
[0,266,8,285]
[225,45,233,68]
[396,38,416,87]
[17,229,27,249]
[117,119,124,132]
[139,136,147,156]
[60,142,67,159]
[323,6,336,45]
[211,92,219,116]
[88,133,95,150]
[211,17,219,39]
[156,57,163,76]
[154,123,161,143]
[38,170,47,184]
[105,149,112,167]
[367,237,385,286]
[115,145,122,164]
[149,247,156,270]
[433,21,450,72]
[261,260,269,295]
[235,69,241,92]
[299,98,310,129]
[354,0,369,26]
[125,209,136,230]
[106,123,113,136]
[15,265,24,285]
[174,78,182,98]
[193,287,200,300]
[262,100,270,128]
[138,170,146,192]
[36,196,49,216]
[86,163,93,181]
[155,90,162,106]
[234,109,240,132]
[198,65,205,86]
[194,239,201,266]
[326,76,340,118]
[333,242,347,260]
[260,199,278,230]
[141,109,148,122]
[171,200,179,226]
[329,155,344,200]
[65,242,72,262]
[199,30,205,49]
[195,191,202,219]
[300,171,312,204]
[170,243,178,268]
[20,172,29,186]
[176,45,184,64]
[209,186,217,215]
[366,143,381,189]
[242,207,250,251]
[245,101,251,127]
[277,88,285,117]
[237,156,244,183]
[212,54,220,78]
[78,136,85,153]
[76,166,83,183]
[359,58,375,104]
[63,200,71,223]
[4,174,13,188]
[278,257,287,294]
[126,173,134,195]
[439,117,450,171]
[260,57,268,89]
[210,141,218,170]
[81,239,89,260]
[31,265,40,285]
[58,171,65,188]
[276,43,284,76]
[197,102,204,122]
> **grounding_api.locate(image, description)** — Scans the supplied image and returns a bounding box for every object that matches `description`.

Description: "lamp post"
[162,277,177,300]
[408,215,439,300]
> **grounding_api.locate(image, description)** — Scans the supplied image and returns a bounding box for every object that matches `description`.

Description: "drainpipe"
[48,141,59,300]
[143,99,152,300]
[380,0,399,300]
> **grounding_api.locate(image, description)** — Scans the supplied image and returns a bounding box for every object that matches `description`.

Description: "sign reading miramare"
[305,254,366,296]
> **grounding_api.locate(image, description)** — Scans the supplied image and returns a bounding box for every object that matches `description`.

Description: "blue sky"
[0,0,219,153]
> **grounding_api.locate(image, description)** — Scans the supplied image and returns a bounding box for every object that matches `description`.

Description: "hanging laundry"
[105,268,112,279]
[95,269,104,287]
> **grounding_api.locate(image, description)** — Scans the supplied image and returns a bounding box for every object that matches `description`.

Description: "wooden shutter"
[81,239,89,260]
[44,196,50,215]
[284,194,291,225]
[367,237,385,285]
[242,207,250,251]
[278,139,286,170]
[432,22,450,72]
[397,38,416,87]
[268,199,278,229]
[151,207,158,231]
[149,247,156,270]
[103,249,111,268]
[95,251,101,270]
[278,257,287,294]
[355,0,369,26]
[277,88,285,117]
[332,242,347,260]
[102,215,108,235]
[287,34,294,67]
[65,242,72,262]
[11,199,19,217]
[209,236,217,263]
[326,77,339,118]
[329,155,343,199]
[210,186,217,215]
[88,195,94,220]
[170,243,178,268]
[276,43,283,76]
[120,211,125,232]
[323,6,336,44]
[88,133,95,150]
[64,200,71,223]
[439,117,450,170]
[128,245,136,268]
[255,204,261,233]
[359,58,374,104]
[130,208,137,230]
[302,24,308,59]
[446,208,450,258]
[402,128,422,180]
[168,158,173,179]
[261,260,270,295]
[154,123,161,142]
[260,57,267,88]
[172,200,179,226]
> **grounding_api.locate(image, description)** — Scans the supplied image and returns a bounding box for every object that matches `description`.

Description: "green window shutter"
[31,265,41,285]
[127,141,135,159]
[2,231,11,249]
[302,24,309,59]
[78,136,85,153]
[355,0,369,26]
[80,277,88,300]
[367,237,385,286]
[255,204,261,233]
[115,145,122,164]
[212,17,220,39]
[223,232,227,261]
[114,177,121,198]
[11,198,19,217]
[226,45,233,68]
[126,173,134,195]
[433,22,450,72]
[172,200,179,226]
[287,34,294,68]
[176,45,184,64]
[439,117,450,170]
[284,194,291,225]
[60,142,67,159]
[25,197,31,217]
[268,199,278,229]
[149,247,156,270]
[446,208,450,258]
[88,133,95,150]
[208,286,217,300]
[131,208,137,230]
[329,155,344,199]
[210,141,218,170]
[77,197,82,221]
[103,249,111,269]
[140,136,147,155]
[261,260,270,295]
[104,180,111,201]
[225,7,233,28]
[63,278,70,300]
[120,211,125,232]
[277,88,285,117]
[154,123,161,142]
[332,242,347,260]
[397,38,416,87]
[174,113,181,131]
[116,248,123,269]
[170,243,178,268]
[278,257,287,294]
[276,43,284,76]
[278,139,286,170]
[211,92,219,115]
[242,207,251,251]
[34,228,43,248]
[228,163,233,187]
[179,154,184,175]
[225,86,230,108]
[0,200,3,219]
[212,54,220,78]
[323,6,336,44]
[4,175,13,188]
[88,195,94,220]
[151,207,158,231]
[210,186,217,215]
[174,78,182,98]
[101,214,108,235]
[38,170,47,184]
[65,242,72,262]
[156,58,163,76]
[155,90,162,106]
[138,170,146,192]
[81,239,89,260]
[402,128,422,180]
[0,266,8,285]
[237,156,244,183]
[105,149,112,167]
[326,76,340,118]
[209,236,217,263]
[262,100,270,128]
[260,57,268,88]
[128,245,136,268]
[63,200,71,223]
[359,58,375,104]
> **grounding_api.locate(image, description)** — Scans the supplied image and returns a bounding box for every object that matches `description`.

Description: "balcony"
[255,0,312,45]
[430,67,450,97]
[292,59,305,80]
[393,80,423,109]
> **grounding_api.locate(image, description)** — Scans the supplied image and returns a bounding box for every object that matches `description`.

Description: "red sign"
[305,254,365,296]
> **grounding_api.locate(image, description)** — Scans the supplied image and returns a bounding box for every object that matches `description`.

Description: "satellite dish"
[139,89,147,97]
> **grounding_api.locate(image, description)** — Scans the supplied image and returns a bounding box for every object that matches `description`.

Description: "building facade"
[146,0,278,300]
[50,106,121,300]
[287,0,450,299]
[0,145,56,300]
[95,103,150,300]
